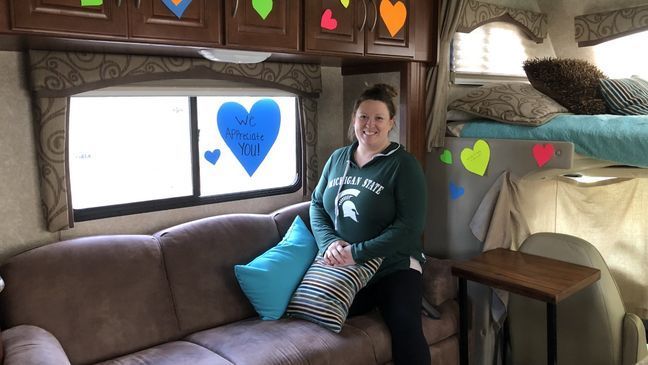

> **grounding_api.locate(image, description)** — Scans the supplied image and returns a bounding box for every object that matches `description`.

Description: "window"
[68,85,301,220]
[451,21,555,83]
[593,30,648,79]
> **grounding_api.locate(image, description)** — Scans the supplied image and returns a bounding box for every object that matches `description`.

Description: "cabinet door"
[305,0,365,56]
[10,0,128,38]
[225,0,300,52]
[365,0,414,58]
[129,0,221,46]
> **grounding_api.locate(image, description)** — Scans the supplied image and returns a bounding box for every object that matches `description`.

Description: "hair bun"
[361,83,398,100]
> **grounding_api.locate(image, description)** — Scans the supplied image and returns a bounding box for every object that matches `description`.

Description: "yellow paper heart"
[340,0,350,8]
[171,0,182,5]
[379,0,407,37]
[460,139,490,176]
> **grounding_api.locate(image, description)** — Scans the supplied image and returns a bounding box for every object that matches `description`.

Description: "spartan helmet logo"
[336,188,361,223]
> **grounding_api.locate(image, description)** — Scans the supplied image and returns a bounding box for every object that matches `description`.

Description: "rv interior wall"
[318,67,344,176]
[0,52,351,263]
[0,51,56,258]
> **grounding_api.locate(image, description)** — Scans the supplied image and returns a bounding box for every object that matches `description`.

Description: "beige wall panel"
[317,67,344,176]
[0,51,58,260]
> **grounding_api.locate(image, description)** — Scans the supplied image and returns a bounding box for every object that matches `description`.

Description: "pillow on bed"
[447,83,568,126]
[599,76,648,115]
[286,257,382,333]
[523,57,608,115]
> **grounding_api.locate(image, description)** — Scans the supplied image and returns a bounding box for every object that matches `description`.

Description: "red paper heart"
[320,9,338,31]
[532,143,555,167]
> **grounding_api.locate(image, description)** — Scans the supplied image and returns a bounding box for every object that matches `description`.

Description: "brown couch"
[0,202,460,365]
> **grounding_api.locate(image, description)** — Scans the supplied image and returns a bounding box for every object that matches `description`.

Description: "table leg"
[459,278,468,365]
[547,302,557,365]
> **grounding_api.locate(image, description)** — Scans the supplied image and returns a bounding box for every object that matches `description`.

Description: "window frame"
[71,95,303,222]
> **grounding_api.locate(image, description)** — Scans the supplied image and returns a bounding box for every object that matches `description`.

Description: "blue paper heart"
[161,0,192,19]
[204,149,221,165]
[449,182,465,200]
[217,99,281,177]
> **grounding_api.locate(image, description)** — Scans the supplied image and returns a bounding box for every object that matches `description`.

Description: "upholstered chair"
[507,232,647,365]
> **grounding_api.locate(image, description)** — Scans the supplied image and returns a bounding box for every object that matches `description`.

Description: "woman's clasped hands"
[323,240,356,266]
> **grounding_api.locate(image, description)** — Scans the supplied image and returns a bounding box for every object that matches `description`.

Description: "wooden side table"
[451,248,600,365]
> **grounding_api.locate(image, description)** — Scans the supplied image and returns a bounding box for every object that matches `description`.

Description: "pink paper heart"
[532,143,555,167]
[320,9,338,31]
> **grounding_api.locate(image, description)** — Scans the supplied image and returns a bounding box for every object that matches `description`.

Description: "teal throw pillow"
[234,216,317,320]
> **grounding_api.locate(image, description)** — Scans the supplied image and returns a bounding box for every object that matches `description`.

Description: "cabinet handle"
[116,0,122,7]
[136,0,141,9]
[369,0,378,32]
[359,0,367,31]
[232,0,239,17]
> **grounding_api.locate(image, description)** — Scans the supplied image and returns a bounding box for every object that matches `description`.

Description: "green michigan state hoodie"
[310,141,427,281]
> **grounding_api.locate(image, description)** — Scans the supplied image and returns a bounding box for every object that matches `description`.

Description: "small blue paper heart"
[217,99,281,177]
[161,0,192,19]
[204,149,221,165]
[449,182,464,200]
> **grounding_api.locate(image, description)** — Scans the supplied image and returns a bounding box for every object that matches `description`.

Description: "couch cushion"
[0,236,179,365]
[155,214,282,335]
[95,341,233,365]
[272,201,311,237]
[185,317,377,365]
[422,257,458,306]
[345,300,459,364]
[2,325,70,365]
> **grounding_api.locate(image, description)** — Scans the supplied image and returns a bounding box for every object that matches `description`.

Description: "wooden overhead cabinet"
[9,0,222,45]
[129,0,222,45]
[224,0,301,52]
[9,0,128,38]
[305,0,419,59]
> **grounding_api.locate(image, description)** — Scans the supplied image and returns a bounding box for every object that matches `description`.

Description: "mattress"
[452,114,648,167]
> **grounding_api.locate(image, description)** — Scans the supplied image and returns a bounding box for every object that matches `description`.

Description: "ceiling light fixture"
[198,48,272,64]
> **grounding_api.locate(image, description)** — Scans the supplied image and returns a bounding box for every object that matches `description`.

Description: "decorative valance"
[29,50,322,232]
[456,0,547,43]
[575,4,648,47]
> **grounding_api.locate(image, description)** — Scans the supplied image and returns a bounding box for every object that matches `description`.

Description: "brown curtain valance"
[28,50,321,232]
[456,0,547,43]
[575,4,648,47]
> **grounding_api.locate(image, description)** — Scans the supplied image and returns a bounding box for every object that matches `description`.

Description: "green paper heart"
[439,149,452,165]
[252,0,273,20]
[81,0,102,5]
[340,0,350,8]
[460,139,490,176]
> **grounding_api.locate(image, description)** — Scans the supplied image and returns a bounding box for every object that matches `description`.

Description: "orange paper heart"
[379,0,407,37]
[172,0,182,5]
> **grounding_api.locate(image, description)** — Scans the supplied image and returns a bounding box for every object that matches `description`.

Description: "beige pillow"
[448,83,568,126]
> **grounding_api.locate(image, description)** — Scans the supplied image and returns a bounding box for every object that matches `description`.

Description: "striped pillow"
[599,76,648,115]
[286,257,382,333]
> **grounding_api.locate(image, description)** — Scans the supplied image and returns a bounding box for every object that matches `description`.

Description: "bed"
[449,113,648,178]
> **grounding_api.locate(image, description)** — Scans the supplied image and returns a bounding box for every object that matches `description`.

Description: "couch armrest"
[622,313,648,365]
[421,256,458,306]
[2,325,70,365]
